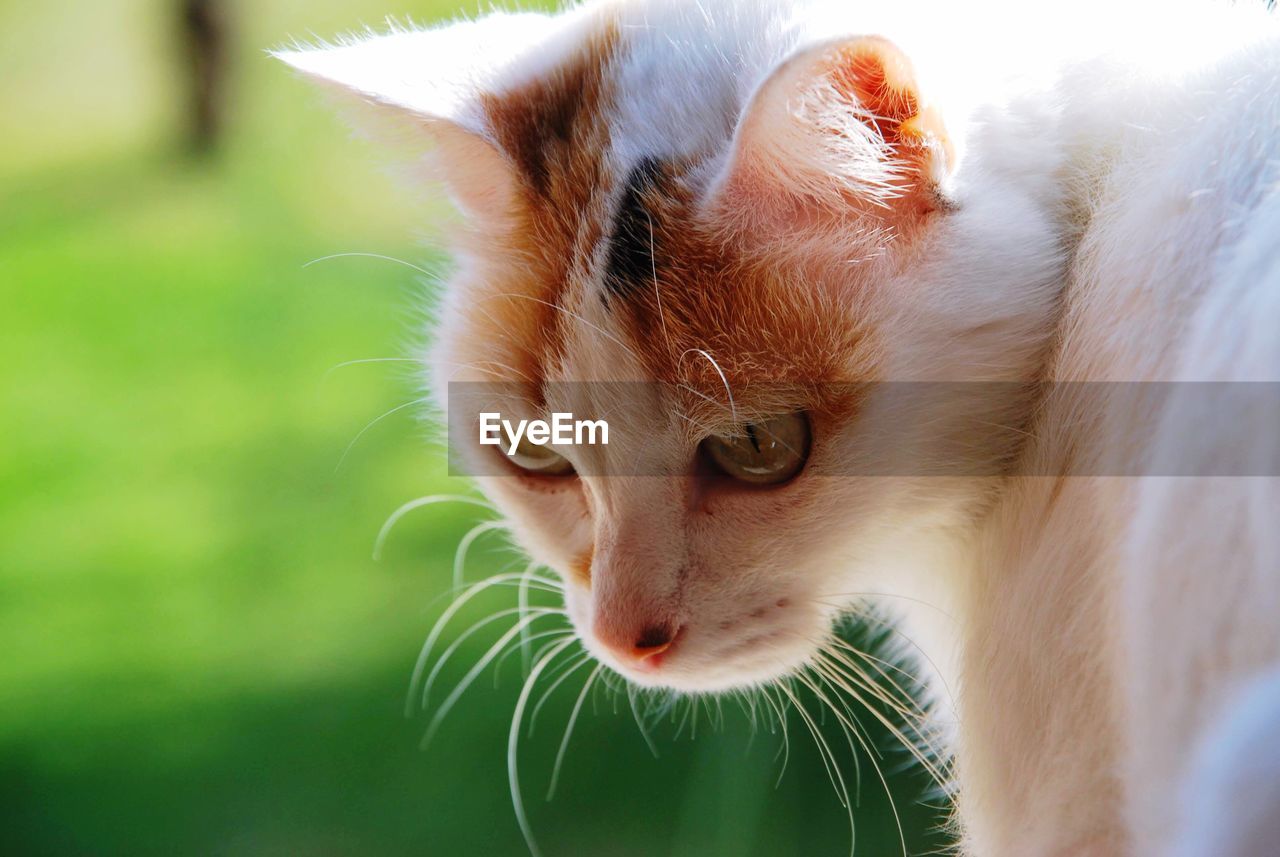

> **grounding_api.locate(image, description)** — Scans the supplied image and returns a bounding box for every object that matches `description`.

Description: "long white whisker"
[628,684,660,758]
[453,520,508,588]
[495,628,575,683]
[799,666,868,789]
[800,666,868,791]
[374,494,497,561]
[323,357,422,384]
[407,571,543,716]
[829,636,930,698]
[509,636,578,857]
[424,613,553,747]
[528,650,593,735]
[847,613,959,714]
[816,590,957,622]
[765,686,793,786]
[645,211,672,352]
[303,251,434,276]
[788,674,859,857]
[777,680,852,826]
[548,664,604,800]
[420,607,564,711]
[335,397,427,473]
[680,348,737,425]
[804,664,907,857]
[517,561,540,675]
[820,649,947,788]
[826,640,932,725]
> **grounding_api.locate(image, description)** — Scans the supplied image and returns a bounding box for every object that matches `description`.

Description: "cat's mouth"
[565,588,826,692]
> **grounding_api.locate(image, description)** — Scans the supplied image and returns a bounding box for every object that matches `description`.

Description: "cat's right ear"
[274,15,555,224]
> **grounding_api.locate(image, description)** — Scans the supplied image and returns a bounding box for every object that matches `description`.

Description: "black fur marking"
[602,157,666,301]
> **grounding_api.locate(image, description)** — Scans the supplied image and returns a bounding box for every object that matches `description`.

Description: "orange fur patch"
[463,20,621,389]
[828,37,954,180]
[601,159,876,429]
[571,547,594,585]
[448,18,879,433]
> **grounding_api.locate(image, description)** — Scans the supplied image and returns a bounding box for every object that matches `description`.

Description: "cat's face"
[280,1,1063,692]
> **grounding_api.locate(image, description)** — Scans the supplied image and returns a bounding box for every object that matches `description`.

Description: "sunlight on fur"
[281,1,1280,854]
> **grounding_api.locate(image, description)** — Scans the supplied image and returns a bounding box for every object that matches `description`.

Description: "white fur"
[281,3,1280,854]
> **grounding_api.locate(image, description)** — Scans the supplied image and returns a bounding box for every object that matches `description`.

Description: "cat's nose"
[633,624,677,657]
[593,619,681,666]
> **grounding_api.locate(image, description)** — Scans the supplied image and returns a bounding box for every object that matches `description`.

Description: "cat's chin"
[612,655,814,695]
[601,647,816,694]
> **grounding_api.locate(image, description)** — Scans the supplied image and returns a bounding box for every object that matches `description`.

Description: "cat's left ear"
[274,15,557,223]
[705,35,954,231]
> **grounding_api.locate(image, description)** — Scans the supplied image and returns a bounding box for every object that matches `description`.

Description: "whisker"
[528,650,593,736]
[679,348,737,425]
[453,520,509,588]
[420,607,565,711]
[495,628,573,684]
[322,357,422,383]
[829,635,930,694]
[758,686,793,787]
[816,590,957,623]
[335,397,428,472]
[547,664,604,800]
[303,251,434,277]
[799,667,868,798]
[374,494,497,561]
[423,612,557,747]
[815,638,925,723]
[645,211,672,353]
[672,694,695,740]
[509,636,579,857]
[407,571,549,716]
[814,597,959,713]
[453,358,540,385]
[814,660,947,854]
[628,684,660,758]
[828,639,932,720]
[776,678,855,854]
[804,663,874,780]
[517,561,541,675]
[788,675,880,857]
[529,631,579,670]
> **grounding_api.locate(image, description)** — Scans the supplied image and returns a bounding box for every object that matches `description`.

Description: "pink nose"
[593,619,680,666]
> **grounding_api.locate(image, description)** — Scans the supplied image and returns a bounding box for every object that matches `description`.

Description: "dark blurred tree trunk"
[180,0,228,154]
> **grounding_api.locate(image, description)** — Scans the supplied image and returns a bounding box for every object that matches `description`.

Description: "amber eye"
[701,412,811,485]
[506,435,575,476]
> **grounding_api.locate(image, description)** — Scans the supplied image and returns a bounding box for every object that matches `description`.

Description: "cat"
[278,1,1280,854]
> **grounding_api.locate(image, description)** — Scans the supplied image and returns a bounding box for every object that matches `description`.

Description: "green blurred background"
[0,1,945,854]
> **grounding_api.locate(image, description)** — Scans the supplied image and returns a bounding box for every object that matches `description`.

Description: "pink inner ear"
[427,123,522,224]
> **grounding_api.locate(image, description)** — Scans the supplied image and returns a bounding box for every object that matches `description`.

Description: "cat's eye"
[701,413,811,485]
[506,435,575,476]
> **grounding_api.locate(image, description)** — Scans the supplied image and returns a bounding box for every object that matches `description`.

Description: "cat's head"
[279,1,1064,692]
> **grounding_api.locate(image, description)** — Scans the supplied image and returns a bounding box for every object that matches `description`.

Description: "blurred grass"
[0,1,946,854]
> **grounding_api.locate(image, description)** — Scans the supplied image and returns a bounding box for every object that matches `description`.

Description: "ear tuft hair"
[705,35,953,233]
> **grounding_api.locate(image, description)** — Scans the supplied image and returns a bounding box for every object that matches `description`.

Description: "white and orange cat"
[279,1,1280,854]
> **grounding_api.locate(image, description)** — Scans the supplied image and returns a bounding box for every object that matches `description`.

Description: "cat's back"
[1051,12,1280,385]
